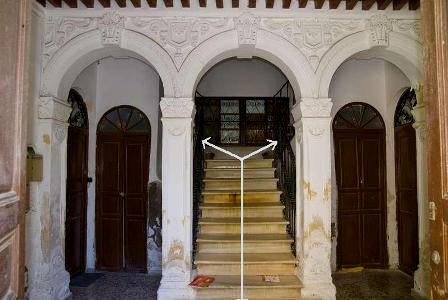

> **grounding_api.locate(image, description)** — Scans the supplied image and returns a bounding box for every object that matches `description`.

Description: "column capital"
[38,96,71,123]
[160,97,195,118]
[292,98,332,121]
[412,102,426,125]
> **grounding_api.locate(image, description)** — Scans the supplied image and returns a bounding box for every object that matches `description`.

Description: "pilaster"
[293,98,336,300]
[411,97,430,299]
[27,96,71,300]
[157,98,196,300]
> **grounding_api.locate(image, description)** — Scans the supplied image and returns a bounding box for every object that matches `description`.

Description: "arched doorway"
[333,102,387,269]
[394,88,418,275]
[66,89,89,277]
[96,105,151,272]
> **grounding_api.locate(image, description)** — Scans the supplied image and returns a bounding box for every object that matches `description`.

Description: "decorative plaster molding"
[160,98,195,118]
[53,125,68,145]
[300,98,332,118]
[367,14,393,47]
[43,16,96,70]
[98,11,124,47]
[38,97,72,122]
[262,17,362,71]
[393,19,421,41]
[308,126,326,137]
[127,17,230,70]
[234,12,260,47]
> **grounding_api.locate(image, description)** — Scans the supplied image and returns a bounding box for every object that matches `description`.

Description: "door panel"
[96,134,148,272]
[395,125,418,275]
[66,127,88,277]
[97,137,123,271]
[335,131,386,269]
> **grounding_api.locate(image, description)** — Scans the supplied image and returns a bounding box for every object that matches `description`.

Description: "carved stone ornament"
[234,12,260,47]
[38,96,72,123]
[262,18,362,71]
[43,16,96,70]
[53,125,68,145]
[299,98,332,118]
[308,125,326,137]
[98,11,124,46]
[127,17,230,70]
[367,14,393,47]
[160,98,195,118]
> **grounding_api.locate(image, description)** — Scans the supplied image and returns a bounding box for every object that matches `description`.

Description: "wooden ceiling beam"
[266,0,274,8]
[181,0,190,7]
[232,0,239,8]
[346,0,359,9]
[362,0,376,10]
[199,0,207,7]
[80,0,94,7]
[393,0,408,10]
[114,0,126,7]
[298,0,308,8]
[146,0,157,7]
[47,0,62,7]
[329,0,342,9]
[377,0,392,9]
[216,0,223,8]
[62,0,77,7]
[409,0,420,10]
[163,0,173,7]
[130,0,141,7]
[97,0,111,7]
[282,0,291,8]
[314,0,325,8]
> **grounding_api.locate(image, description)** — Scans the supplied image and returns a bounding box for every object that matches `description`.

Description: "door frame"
[333,102,388,269]
[95,106,151,272]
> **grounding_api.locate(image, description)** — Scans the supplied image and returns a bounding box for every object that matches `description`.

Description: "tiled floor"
[70,269,415,299]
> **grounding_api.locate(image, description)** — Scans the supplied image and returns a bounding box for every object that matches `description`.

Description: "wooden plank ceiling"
[36,0,420,10]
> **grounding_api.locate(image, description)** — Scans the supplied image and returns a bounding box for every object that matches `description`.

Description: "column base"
[301,281,336,300]
[412,267,430,299]
[157,281,194,300]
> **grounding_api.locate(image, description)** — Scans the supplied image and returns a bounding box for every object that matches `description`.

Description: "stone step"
[197,234,293,253]
[204,168,276,179]
[205,159,273,169]
[200,202,284,218]
[195,253,296,275]
[203,178,279,191]
[202,190,282,203]
[194,275,302,300]
[199,217,288,234]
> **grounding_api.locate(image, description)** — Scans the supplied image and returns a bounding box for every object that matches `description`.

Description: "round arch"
[317,31,422,98]
[177,29,315,99]
[41,29,177,101]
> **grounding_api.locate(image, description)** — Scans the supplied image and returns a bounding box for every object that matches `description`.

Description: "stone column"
[292,98,336,300]
[27,96,72,300]
[411,90,430,299]
[157,98,195,300]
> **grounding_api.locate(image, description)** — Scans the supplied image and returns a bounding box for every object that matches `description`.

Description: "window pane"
[220,130,239,144]
[246,100,265,114]
[221,100,239,114]
[106,110,121,129]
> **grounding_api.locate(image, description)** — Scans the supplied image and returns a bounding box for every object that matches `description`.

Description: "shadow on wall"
[148,180,162,273]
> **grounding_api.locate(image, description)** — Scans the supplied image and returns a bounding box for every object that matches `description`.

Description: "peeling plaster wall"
[196,58,287,97]
[329,58,410,271]
[72,57,162,272]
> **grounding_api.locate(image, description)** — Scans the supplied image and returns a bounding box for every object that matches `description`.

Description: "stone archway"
[28,12,176,299]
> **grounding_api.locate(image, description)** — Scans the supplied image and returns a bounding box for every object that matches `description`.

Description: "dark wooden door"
[96,106,150,272]
[333,103,387,269]
[395,125,418,275]
[66,126,88,277]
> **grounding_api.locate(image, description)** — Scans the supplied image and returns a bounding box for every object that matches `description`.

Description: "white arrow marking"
[201,138,277,300]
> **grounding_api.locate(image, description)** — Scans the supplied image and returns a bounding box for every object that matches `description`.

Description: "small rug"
[70,273,105,288]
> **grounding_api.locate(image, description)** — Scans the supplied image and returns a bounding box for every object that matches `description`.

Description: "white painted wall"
[196,58,287,97]
[72,56,162,271]
[329,58,410,271]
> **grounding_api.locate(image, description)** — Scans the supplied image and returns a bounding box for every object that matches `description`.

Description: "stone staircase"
[193,158,302,299]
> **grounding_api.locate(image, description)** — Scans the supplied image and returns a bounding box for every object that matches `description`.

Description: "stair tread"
[195,253,296,264]
[200,203,283,208]
[197,233,293,242]
[199,217,288,224]
[194,275,302,289]
[202,189,282,195]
